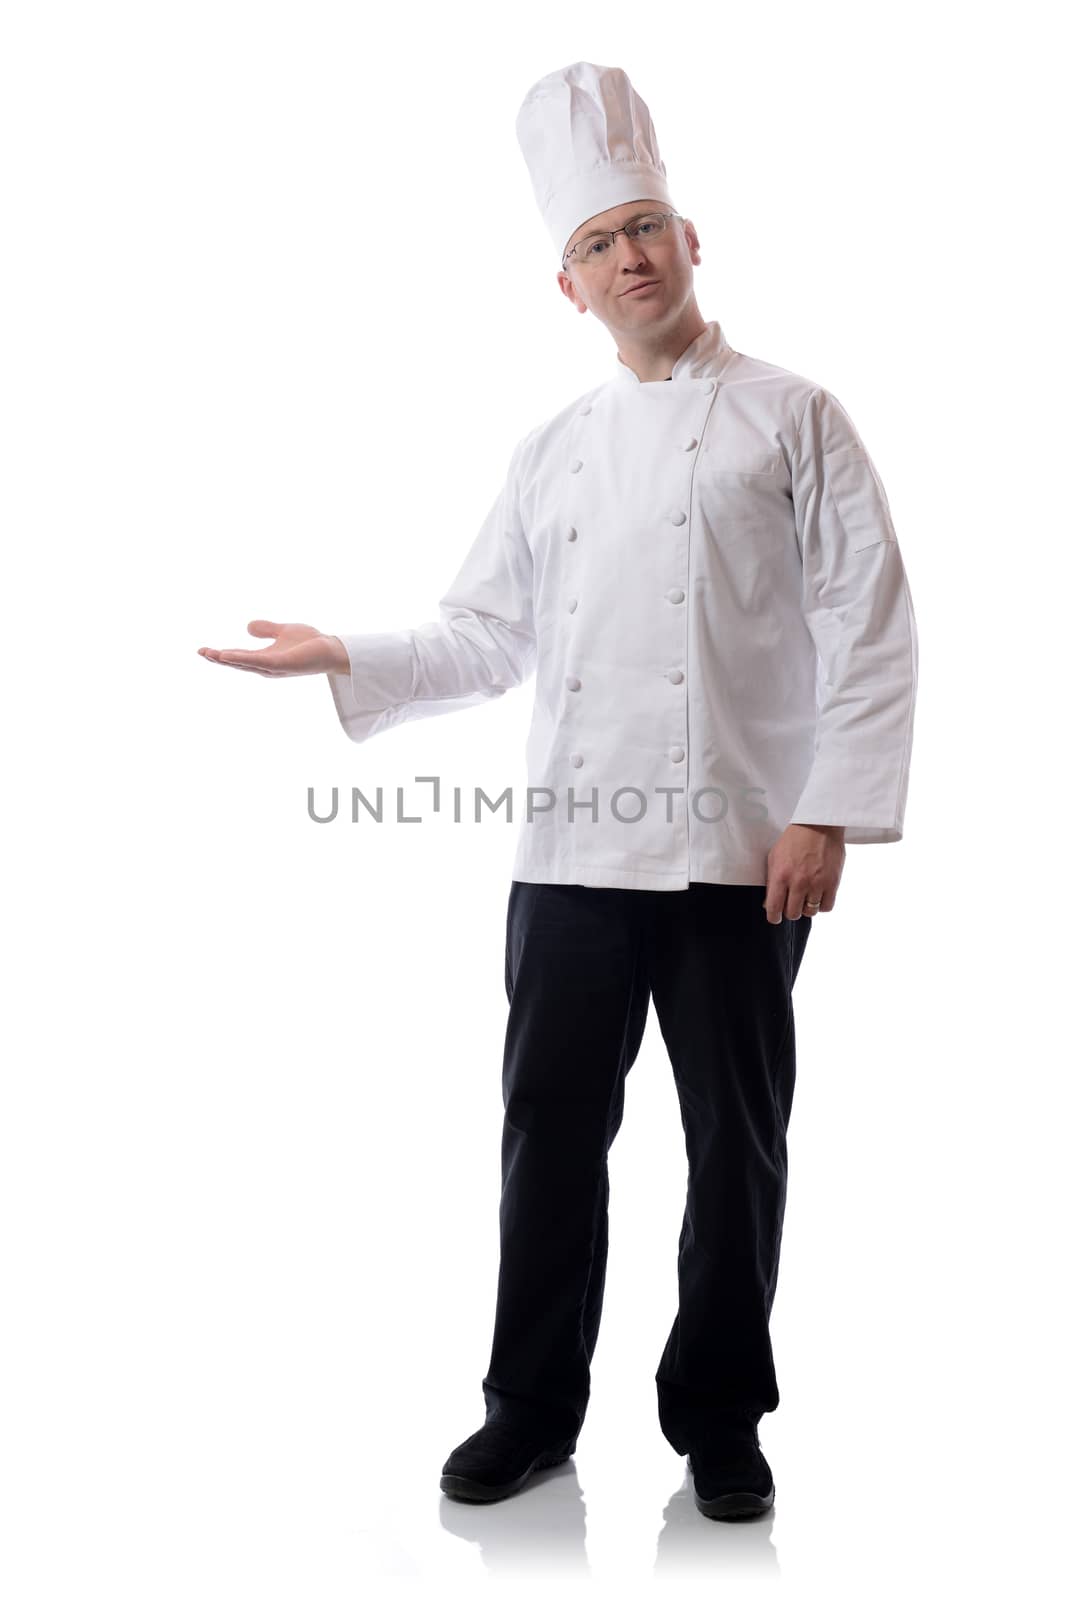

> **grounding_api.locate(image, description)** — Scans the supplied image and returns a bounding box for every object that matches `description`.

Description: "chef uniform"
[326,63,918,1456]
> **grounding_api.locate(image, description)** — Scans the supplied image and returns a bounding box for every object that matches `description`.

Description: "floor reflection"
[656,1461,780,1576]
[437,1455,780,1578]
[438,1457,591,1576]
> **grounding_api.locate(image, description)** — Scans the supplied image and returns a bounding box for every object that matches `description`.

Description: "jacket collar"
[614,318,735,385]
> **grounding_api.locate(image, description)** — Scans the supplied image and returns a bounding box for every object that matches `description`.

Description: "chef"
[198,61,918,1519]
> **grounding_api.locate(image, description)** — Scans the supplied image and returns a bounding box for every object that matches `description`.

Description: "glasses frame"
[562,210,684,271]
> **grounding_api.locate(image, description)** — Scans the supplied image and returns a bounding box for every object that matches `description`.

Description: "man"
[199,62,918,1520]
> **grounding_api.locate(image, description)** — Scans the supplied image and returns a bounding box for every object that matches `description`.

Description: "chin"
[620,293,671,318]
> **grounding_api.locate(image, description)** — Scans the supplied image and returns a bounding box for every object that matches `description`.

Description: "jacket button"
[570,752,584,767]
[667,668,684,684]
[703,380,716,395]
[565,675,582,691]
[569,458,583,473]
[667,588,685,603]
[681,436,698,451]
[669,745,685,762]
[567,598,578,613]
[566,526,578,541]
[669,509,686,525]
[579,403,592,415]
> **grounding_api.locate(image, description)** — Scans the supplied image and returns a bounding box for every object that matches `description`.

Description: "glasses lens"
[628,213,667,240]
[577,234,613,264]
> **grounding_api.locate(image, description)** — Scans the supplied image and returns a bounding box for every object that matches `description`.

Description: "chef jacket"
[326,319,918,890]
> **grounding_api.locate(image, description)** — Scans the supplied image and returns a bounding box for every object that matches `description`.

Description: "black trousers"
[480,879,812,1456]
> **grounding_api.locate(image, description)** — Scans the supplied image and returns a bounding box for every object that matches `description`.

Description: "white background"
[3,0,1065,1591]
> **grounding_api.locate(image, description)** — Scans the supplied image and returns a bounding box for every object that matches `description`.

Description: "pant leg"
[481,881,651,1441]
[647,884,812,1453]
[582,912,651,1374]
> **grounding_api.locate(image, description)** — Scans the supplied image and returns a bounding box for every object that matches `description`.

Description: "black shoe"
[687,1430,775,1521]
[440,1416,578,1503]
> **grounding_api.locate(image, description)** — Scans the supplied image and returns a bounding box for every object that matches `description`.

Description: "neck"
[615,301,708,383]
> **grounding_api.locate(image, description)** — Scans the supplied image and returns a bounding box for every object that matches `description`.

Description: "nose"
[615,232,650,268]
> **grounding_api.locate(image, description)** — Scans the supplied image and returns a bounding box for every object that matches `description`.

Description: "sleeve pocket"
[826,446,898,552]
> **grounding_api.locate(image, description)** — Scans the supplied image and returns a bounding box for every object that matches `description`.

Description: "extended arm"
[198,433,538,743]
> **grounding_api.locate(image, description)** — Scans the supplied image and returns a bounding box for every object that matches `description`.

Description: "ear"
[557,270,589,314]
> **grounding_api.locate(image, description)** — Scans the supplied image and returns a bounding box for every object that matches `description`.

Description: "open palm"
[198,620,346,677]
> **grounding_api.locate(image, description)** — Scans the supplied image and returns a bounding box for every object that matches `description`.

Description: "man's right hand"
[198,621,349,677]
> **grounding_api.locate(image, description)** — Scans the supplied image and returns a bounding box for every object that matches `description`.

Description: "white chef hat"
[516,61,676,264]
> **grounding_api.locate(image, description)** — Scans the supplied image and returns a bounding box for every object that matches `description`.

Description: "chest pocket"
[702,452,780,476]
[696,450,788,551]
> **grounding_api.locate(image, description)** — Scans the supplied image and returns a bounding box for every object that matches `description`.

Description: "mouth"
[621,280,661,297]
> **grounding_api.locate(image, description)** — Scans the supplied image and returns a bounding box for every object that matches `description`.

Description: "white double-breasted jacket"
[326,320,918,890]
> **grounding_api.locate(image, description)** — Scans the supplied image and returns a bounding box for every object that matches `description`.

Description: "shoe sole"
[440,1444,576,1503]
[694,1485,775,1520]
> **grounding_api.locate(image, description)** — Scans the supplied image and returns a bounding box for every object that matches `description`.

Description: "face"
[556,199,701,331]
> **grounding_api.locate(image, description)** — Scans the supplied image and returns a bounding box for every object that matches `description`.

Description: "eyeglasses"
[562,211,684,269]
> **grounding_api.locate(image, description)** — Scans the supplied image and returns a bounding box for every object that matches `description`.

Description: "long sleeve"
[325,433,537,744]
[786,386,919,844]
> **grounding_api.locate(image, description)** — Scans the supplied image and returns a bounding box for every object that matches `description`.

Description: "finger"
[198,646,279,675]
[247,620,284,638]
[763,877,786,924]
[816,887,837,914]
[218,660,278,676]
[784,882,810,921]
[800,886,826,918]
[199,647,272,665]
[217,649,277,666]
